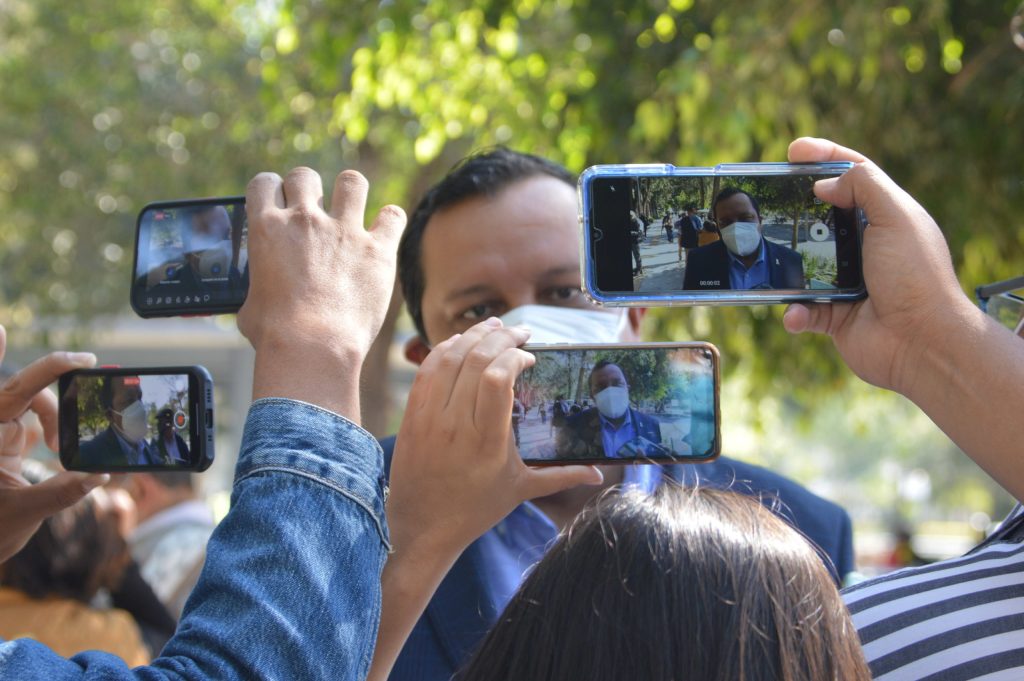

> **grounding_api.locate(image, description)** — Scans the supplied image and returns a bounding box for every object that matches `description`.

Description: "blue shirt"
[727,238,770,290]
[113,428,153,466]
[0,398,390,680]
[599,411,638,459]
[480,465,661,613]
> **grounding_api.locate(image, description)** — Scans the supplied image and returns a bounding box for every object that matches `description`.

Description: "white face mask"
[499,305,628,345]
[720,221,762,257]
[113,400,149,444]
[594,386,630,419]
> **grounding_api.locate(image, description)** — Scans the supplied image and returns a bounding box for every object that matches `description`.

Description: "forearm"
[0,399,390,680]
[367,536,461,681]
[900,299,1024,500]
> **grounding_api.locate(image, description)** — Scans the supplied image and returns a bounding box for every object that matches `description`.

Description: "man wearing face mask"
[78,375,158,468]
[683,187,804,290]
[555,361,664,460]
[380,148,853,681]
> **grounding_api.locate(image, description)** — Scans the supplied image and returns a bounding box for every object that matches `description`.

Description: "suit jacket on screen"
[682,239,804,290]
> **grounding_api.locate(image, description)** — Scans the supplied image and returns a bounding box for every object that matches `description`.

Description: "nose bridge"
[505,282,541,311]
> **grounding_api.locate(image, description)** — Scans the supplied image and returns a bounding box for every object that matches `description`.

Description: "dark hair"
[456,486,870,681]
[1,474,129,602]
[711,187,760,222]
[398,147,575,341]
[588,360,623,390]
[99,375,115,410]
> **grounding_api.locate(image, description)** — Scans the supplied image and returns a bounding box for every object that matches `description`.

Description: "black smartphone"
[514,343,720,465]
[59,366,215,472]
[130,197,248,317]
[579,163,866,306]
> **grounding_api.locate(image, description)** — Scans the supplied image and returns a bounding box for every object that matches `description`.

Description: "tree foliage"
[2,0,1022,515]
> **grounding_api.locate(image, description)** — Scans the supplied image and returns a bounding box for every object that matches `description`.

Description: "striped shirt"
[843,505,1024,680]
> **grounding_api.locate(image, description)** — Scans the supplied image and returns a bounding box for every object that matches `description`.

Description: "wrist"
[895,294,985,402]
[251,330,366,421]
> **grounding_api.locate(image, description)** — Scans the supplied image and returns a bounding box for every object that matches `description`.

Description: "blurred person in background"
[122,471,215,619]
[0,465,152,665]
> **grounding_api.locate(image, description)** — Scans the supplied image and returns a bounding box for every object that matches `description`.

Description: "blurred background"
[2,0,1023,574]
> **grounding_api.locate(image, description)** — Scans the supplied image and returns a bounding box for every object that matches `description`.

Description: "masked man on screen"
[378,147,854,681]
[555,361,663,460]
[77,376,158,468]
[683,187,805,290]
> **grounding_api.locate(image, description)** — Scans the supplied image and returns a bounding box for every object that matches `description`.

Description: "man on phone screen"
[555,361,663,460]
[683,187,804,291]
[77,375,158,468]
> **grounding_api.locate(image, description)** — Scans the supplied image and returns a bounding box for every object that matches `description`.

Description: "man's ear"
[625,308,647,340]
[404,336,431,366]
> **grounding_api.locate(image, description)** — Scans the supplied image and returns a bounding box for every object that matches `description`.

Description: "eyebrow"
[443,265,580,303]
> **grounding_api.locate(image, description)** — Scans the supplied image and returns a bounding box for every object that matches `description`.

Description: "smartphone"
[59,366,215,472]
[579,163,866,306]
[130,197,248,317]
[514,343,720,465]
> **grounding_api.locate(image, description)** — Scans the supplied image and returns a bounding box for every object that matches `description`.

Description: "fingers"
[520,465,604,499]
[370,204,407,248]
[425,319,504,408]
[15,471,109,523]
[451,326,531,418]
[246,172,286,219]
[0,351,96,425]
[406,335,459,413]
[328,170,369,225]
[783,303,855,338]
[281,167,325,211]
[472,347,534,433]
[787,137,868,164]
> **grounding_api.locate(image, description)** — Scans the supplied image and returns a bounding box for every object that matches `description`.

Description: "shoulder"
[693,456,848,520]
[765,240,802,263]
[843,540,1024,677]
[689,241,726,260]
[566,409,597,428]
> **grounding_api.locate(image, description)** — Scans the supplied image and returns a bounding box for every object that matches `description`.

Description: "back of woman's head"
[457,485,869,681]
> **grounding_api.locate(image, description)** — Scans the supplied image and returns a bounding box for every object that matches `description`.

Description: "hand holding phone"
[515,343,720,465]
[580,162,866,306]
[0,326,111,563]
[59,366,214,473]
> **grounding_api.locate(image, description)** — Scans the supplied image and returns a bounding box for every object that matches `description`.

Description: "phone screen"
[584,168,864,303]
[59,369,210,471]
[131,197,248,316]
[514,344,720,464]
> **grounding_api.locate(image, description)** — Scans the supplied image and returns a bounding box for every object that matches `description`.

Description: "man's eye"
[459,303,494,321]
[545,287,583,303]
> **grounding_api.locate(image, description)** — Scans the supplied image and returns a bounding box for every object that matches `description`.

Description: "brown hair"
[457,485,869,681]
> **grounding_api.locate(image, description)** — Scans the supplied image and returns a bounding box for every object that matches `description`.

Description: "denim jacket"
[0,398,390,680]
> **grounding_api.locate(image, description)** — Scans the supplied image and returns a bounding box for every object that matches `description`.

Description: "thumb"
[521,465,604,500]
[17,471,109,521]
[783,303,832,336]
